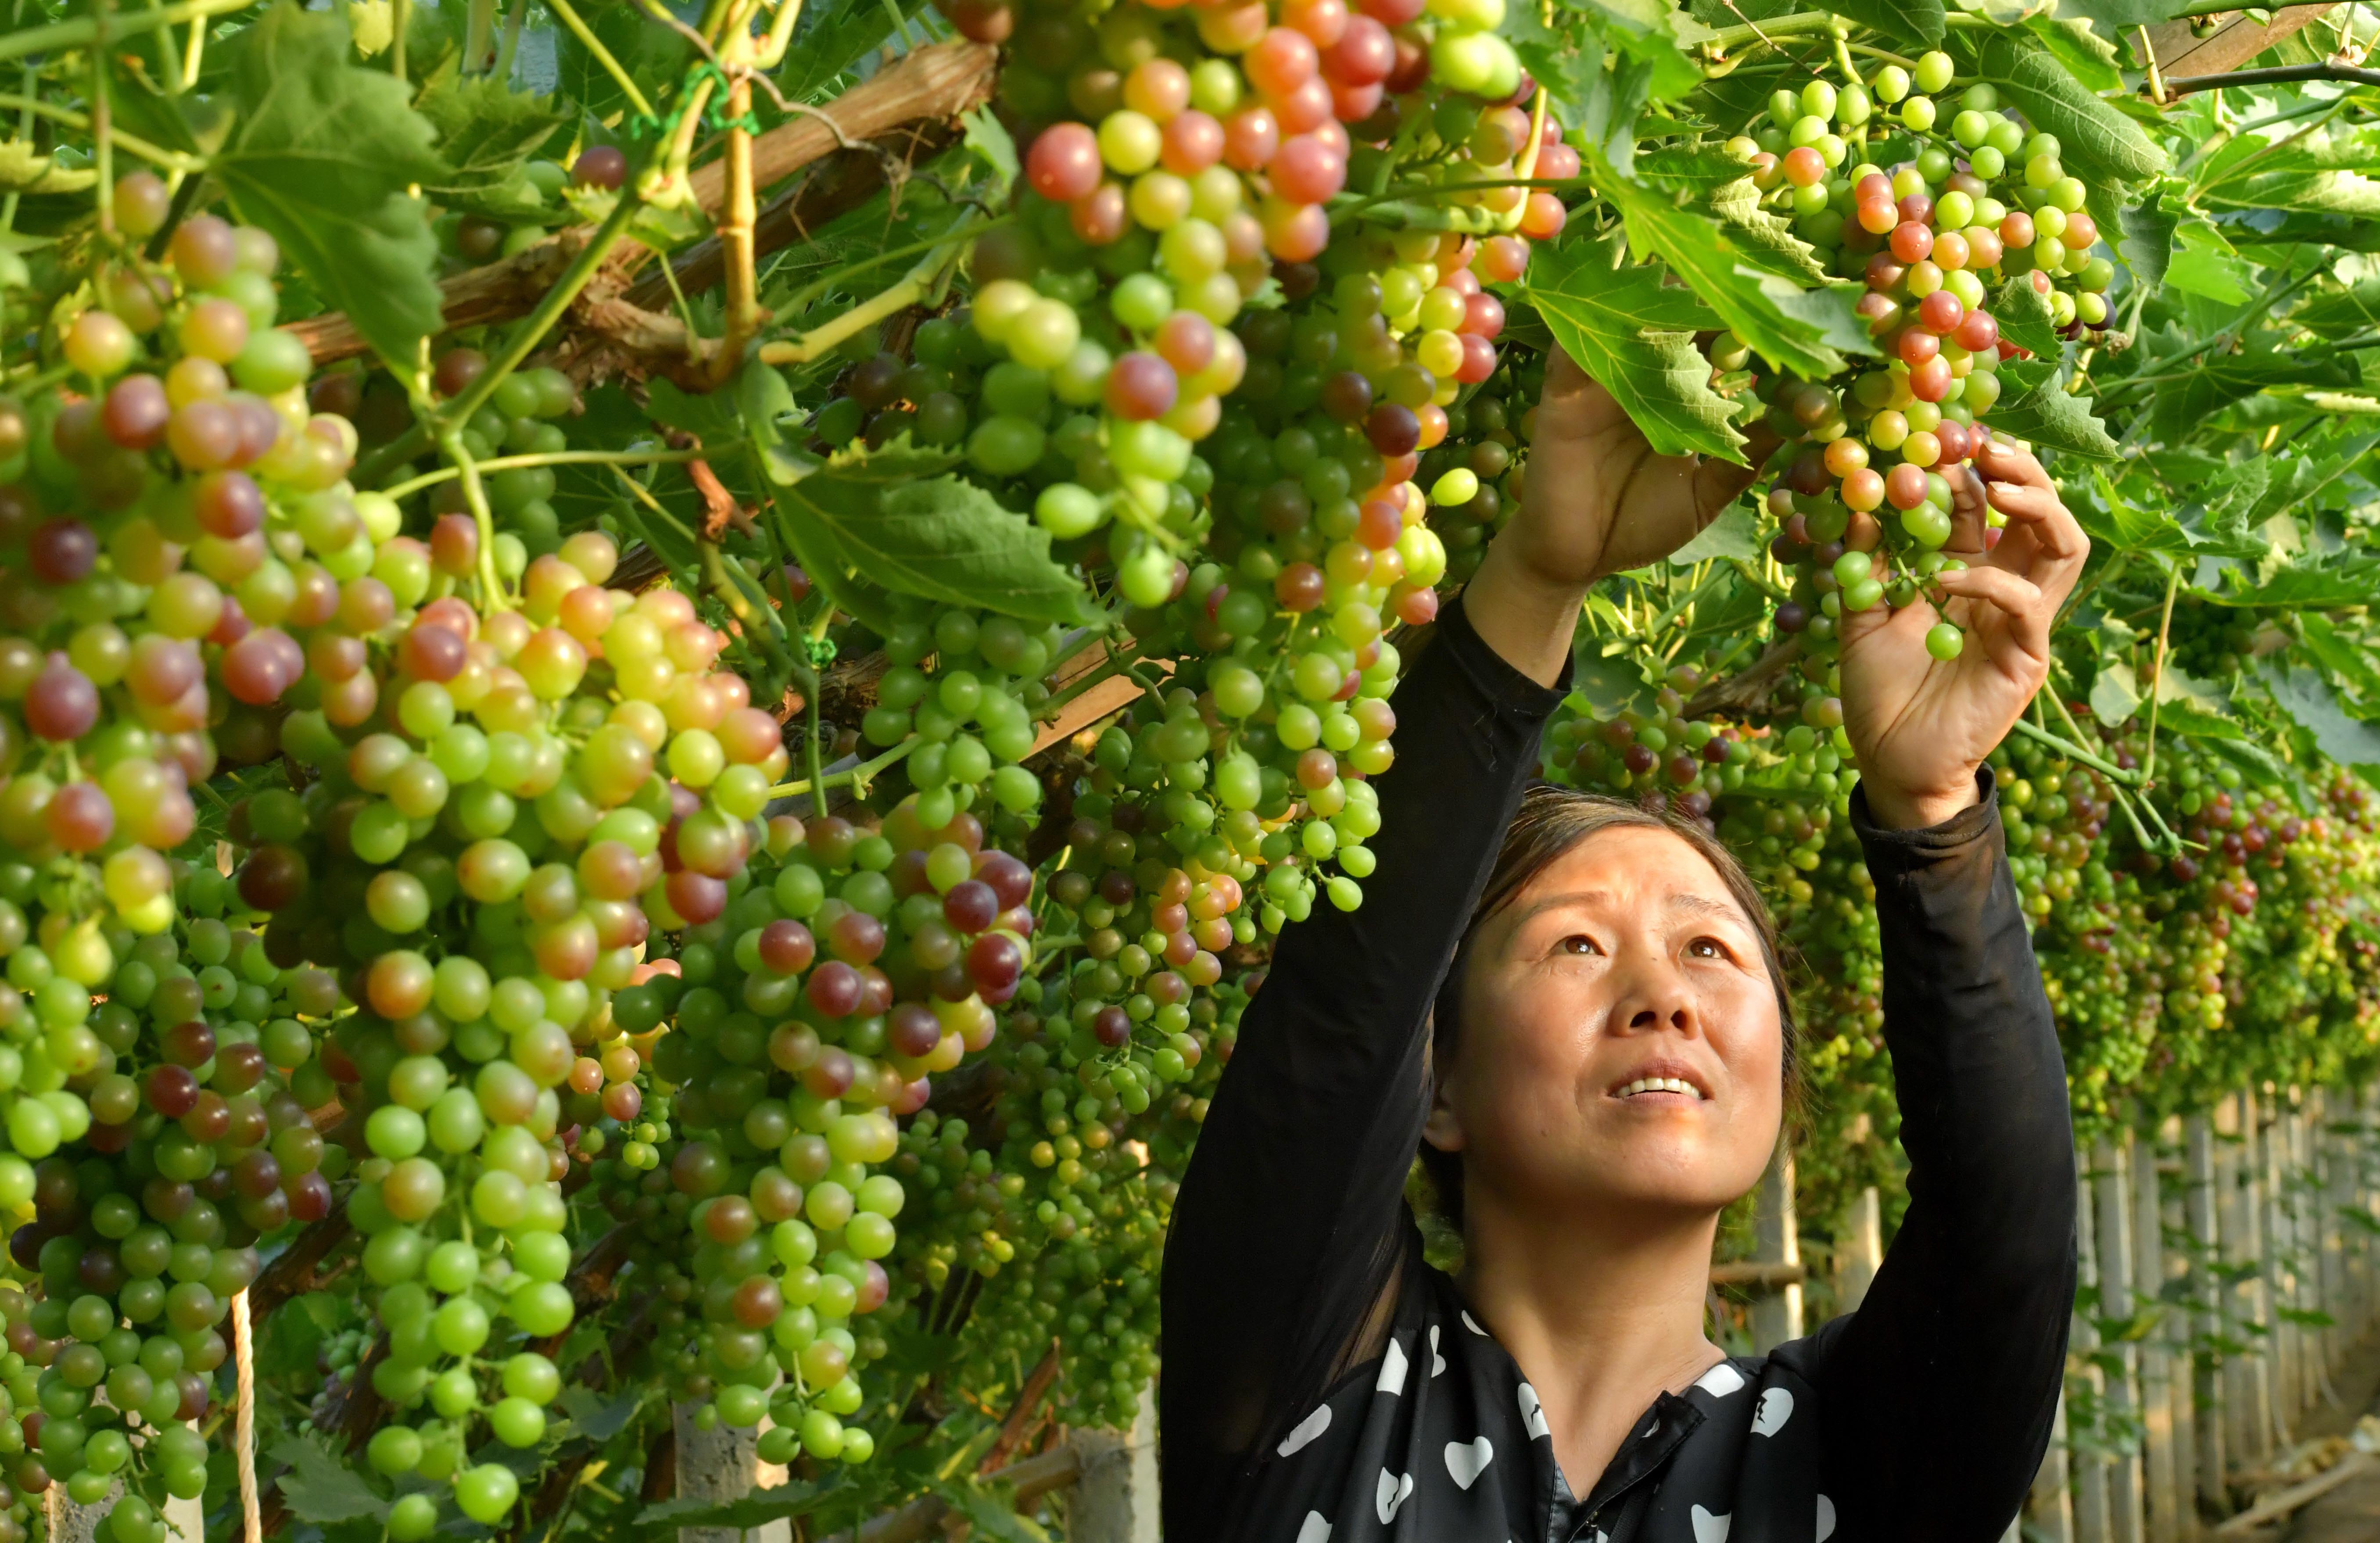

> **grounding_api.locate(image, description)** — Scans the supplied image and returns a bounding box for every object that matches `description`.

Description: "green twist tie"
[804,636,839,666]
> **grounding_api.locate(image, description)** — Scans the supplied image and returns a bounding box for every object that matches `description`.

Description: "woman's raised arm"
[1160,347,1773,1539]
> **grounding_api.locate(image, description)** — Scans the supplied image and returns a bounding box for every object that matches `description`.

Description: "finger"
[1934,564,2050,659]
[1973,434,2054,494]
[1692,422,1787,515]
[1944,463,1990,556]
[1983,479,2090,569]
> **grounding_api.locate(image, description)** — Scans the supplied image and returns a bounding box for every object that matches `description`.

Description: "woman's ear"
[1421,1073,1465,1155]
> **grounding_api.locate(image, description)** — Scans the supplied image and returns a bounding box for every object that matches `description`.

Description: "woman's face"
[1424,825,1785,1227]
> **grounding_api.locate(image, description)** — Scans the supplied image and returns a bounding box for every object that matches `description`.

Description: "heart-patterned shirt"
[1162,598,2077,1542]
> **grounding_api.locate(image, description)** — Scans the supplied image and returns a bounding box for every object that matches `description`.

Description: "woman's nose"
[1610,954,1702,1037]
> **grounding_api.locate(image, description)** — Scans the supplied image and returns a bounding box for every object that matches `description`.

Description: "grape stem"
[700,538,799,689]
[764,735,921,802]
[2141,562,2180,788]
[437,426,514,611]
[0,0,252,65]
[390,0,409,81]
[2008,713,2145,788]
[759,232,983,365]
[440,188,645,433]
[541,0,656,117]
[0,92,208,173]
[379,448,706,501]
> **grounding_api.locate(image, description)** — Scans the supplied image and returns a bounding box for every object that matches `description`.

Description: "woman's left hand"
[1836,436,2091,830]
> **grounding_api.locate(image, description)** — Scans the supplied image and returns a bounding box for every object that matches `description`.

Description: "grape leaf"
[1983,359,2120,461]
[2265,663,2380,768]
[761,440,1093,624]
[2149,348,2357,440]
[1950,30,2167,187]
[2289,277,2380,339]
[2153,700,2248,740]
[268,1433,386,1524]
[2025,14,2123,91]
[777,0,902,106]
[1599,165,1872,379]
[2090,659,2141,725]
[253,1292,341,1379]
[2202,553,2380,609]
[1557,0,1709,102]
[1991,275,2061,361]
[1667,505,1761,563]
[556,4,692,122]
[1824,0,1944,48]
[2198,148,2380,220]
[2299,613,2380,702]
[1522,231,1746,462]
[2163,217,2251,305]
[413,76,571,217]
[962,104,1018,190]
[212,3,447,371]
[1638,146,1832,285]
[2048,0,2179,36]
[2117,187,2177,289]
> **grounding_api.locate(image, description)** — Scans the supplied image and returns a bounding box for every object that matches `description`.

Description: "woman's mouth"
[1613,1076,1707,1102]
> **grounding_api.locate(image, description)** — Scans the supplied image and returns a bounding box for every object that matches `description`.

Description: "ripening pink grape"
[1782,147,1824,187]
[1455,333,1498,384]
[1857,198,1899,236]
[102,374,171,450]
[1362,0,1423,22]
[1071,183,1129,245]
[1326,15,1392,84]
[1223,106,1280,170]
[431,512,479,576]
[1195,0,1268,50]
[194,470,265,539]
[167,399,240,471]
[1965,227,2005,269]
[1918,290,1964,333]
[1272,136,1347,203]
[2000,210,2036,249]
[1897,329,1940,367]
[1462,293,1505,338]
[1155,311,1217,375]
[1936,421,1972,464]
[339,575,398,634]
[64,310,135,377]
[1889,221,1933,263]
[1272,75,1334,133]
[1261,199,1330,261]
[230,395,283,465]
[1933,231,1971,272]
[1309,119,1351,157]
[1247,27,1319,96]
[208,593,253,647]
[1519,192,1567,240]
[1477,235,1529,283]
[27,659,100,741]
[402,624,468,683]
[1331,81,1382,122]
[1283,0,1347,44]
[1536,142,1581,180]
[1124,58,1191,120]
[1842,468,1885,512]
[46,782,113,852]
[1105,352,1179,420]
[171,215,241,289]
[1954,310,1999,352]
[222,629,297,706]
[1908,355,1953,402]
[2065,212,2099,248]
[128,634,201,705]
[308,631,366,684]
[1026,122,1104,202]
[180,297,251,365]
[574,145,628,190]
[1161,111,1225,174]
[1885,463,1929,510]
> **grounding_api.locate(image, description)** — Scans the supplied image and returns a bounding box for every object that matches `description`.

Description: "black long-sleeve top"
[1161,595,2078,1543]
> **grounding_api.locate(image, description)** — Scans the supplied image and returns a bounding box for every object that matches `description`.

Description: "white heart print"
[1375,1469,1415,1524]
[1276,1403,1331,1457]
[1428,1325,1445,1377]
[1751,1386,1795,1437]
[1375,1338,1409,1397]
[1815,1494,1836,1542]
[1516,1381,1550,1439]
[1295,1512,1332,1543]
[1693,1362,1747,1398]
[1462,1310,1488,1336]
[1691,1505,1732,1543]
[1443,1436,1493,1489]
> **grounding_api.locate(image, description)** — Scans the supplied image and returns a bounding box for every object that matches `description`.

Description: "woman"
[1162,347,2087,1543]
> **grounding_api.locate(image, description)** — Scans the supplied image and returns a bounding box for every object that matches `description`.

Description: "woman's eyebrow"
[1667,892,1742,920]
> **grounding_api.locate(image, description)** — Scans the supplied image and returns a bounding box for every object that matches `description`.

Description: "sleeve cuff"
[1433,593,1574,721]
[1850,763,2005,870]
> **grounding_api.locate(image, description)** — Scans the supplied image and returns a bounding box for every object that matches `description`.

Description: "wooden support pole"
[2135,1130,2180,1543]
[2075,1169,2113,1543]
[1750,1148,1803,1353]
[1837,1186,1882,1314]
[1072,1382,1161,1543]
[2030,1389,2077,1543]
[2188,1111,2225,1526]
[2097,1138,2146,1543]
[2220,1089,2274,1468]
[2259,1089,2299,1443]
[672,1403,792,1543]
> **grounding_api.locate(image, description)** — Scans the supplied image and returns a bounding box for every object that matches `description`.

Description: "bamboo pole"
[2097,1138,2146,1543]
[2188,1111,2225,1526]
[2075,1169,2114,1543]
[2135,1129,2181,1543]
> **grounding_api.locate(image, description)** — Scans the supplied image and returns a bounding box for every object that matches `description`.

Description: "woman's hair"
[1418,783,1801,1231]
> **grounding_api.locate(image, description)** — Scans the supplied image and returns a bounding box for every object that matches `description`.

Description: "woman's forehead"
[1505,826,1750,925]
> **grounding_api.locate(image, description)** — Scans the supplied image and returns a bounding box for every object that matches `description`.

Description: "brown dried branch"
[287,40,996,367]
[1682,638,1802,721]
[976,1344,1064,1475]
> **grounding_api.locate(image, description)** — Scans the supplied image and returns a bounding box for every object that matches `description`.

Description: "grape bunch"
[1732,51,2111,663]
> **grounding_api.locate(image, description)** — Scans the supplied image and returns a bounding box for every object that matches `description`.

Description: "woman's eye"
[1687,937,1727,960]
[1559,934,1601,956]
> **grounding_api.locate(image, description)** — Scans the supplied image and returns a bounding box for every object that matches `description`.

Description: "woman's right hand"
[1835,436,2091,831]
